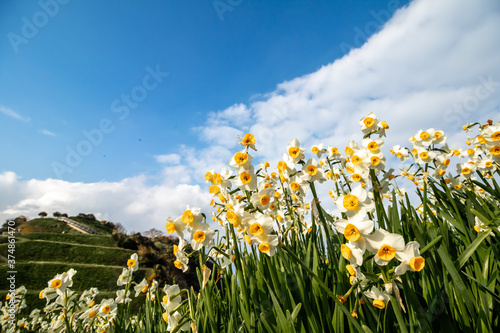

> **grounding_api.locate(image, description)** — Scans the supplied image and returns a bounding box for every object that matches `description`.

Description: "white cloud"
[0,171,211,233]
[193,104,252,149]
[195,0,500,165]
[41,129,56,137]
[0,106,30,122]
[154,153,181,164]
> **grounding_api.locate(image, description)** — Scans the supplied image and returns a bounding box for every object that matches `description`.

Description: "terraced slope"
[0,219,150,312]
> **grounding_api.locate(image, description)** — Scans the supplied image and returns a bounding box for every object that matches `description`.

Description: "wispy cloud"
[0,105,31,122]
[193,0,500,165]
[40,129,56,137]
[154,153,181,164]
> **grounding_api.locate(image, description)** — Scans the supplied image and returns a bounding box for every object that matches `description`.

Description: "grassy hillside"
[0,215,199,316]
[0,217,152,313]
[18,232,116,246]
[67,215,114,234]
[16,217,80,234]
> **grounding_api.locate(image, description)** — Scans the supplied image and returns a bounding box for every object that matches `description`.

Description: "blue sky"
[0,0,410,182]
[1,0,499,231]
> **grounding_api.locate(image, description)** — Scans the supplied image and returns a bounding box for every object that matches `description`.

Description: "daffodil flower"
[474,216,499,236]
[244,213,278,256]
[364,286,390,309]
[134,279,149,297]
[173,238,189,272]
[335,184,375,219]
[78,304,99,322]
[180,206,203,225]
[456,161,477,179]
[344,139,360,157]
[447,173,464,191]
[362,138,384,154]
[391,145,409,162]
[115,289,132,304]
[162,284,181,312]
[286,138,305,166]
[47,268,77,297]
[286,175,308,197]
[367,151,386,171]
[250,188,275,210]
[477,158,495,173]
[98,298,117,317]
[340,239,366,266]
[117,267,133,286]
[126,253,139,272]
[365,229,405,266]
[251,232,279,256]
[394,241,425,275]
[229,150,254,173]
[166,216,187,238]
[412,128,438,146]
[435,153,451,169]
[433,166,447,179]
[299,158,326,183]
[238,133,257,151]
[480,123,500,145]
[212,167,233,189]
[412,146,436,164]
[344,162,369,184]
[189,222,215,251]
[334,218,374,242]
[359,112,379,135]
[247,213,274,237]
[433,130,447,145]
[39,287,58,304]
[233,166,258,192]
[326,145,344,161]
[167,311,191,332]
[311,143,327,158]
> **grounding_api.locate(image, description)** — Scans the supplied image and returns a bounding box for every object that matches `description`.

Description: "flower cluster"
[2,114,498,331]
[166,113,499,313]
[0,253,189,332]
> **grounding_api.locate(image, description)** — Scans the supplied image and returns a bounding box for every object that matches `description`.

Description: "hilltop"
[0,213,199,312]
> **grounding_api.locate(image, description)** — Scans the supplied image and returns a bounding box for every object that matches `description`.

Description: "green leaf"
[462,271,500,304]
[420,235,442,255]
[436,243,476,319]
[290,303,302,322]
[457,229,490,268]
[390,295,409,333]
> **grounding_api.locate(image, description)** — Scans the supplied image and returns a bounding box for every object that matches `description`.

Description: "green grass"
[66,216,113,234]
[17,232,116,246]
[18,218,79,234]
[0,240,133,266]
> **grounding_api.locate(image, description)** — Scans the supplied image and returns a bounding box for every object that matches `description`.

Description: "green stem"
[280,243,363,331]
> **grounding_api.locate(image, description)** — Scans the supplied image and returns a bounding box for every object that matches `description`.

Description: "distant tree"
[38,212,47,217]
[114,223,126,234]
[53,211,61,217]
[61,213,68,218]
[143,228,164,239]
[1,220,10,232]
[1,216,27,232]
